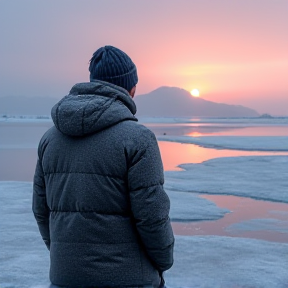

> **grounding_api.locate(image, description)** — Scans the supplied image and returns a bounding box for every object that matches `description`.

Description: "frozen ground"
[0,118,51,123]
[138,117,288,125]
[2,116,288,126]
[166,236,288,288]
[226,218,288,234]
[167,190,229,221]
[24,237,288,288]
[158,135,288,151]
[1,181,288,288]
[165,156,288,203]
[0,181,227,287]
[0,182,50,288]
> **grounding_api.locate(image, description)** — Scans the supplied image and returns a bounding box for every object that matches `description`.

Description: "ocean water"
[1,118,287,240]
[1,118,287,180]
[0,117,288,288]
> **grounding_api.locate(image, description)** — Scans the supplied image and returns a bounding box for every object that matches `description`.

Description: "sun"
[191,89,200,97]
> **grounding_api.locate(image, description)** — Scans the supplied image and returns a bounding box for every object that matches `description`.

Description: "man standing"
[33,46,174,288]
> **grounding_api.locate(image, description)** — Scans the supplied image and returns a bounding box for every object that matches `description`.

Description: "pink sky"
[0,0,287,115]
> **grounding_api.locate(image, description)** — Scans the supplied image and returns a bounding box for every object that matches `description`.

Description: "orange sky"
[0,0,287,115]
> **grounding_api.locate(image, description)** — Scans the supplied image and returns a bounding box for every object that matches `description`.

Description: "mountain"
[0,87,259,117]
[0,96,59,115]
[134,87,259,117]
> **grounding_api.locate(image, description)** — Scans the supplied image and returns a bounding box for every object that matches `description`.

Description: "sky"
[0,0,287,115]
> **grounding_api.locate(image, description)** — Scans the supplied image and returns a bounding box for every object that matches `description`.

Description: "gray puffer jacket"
[33,81,174,287]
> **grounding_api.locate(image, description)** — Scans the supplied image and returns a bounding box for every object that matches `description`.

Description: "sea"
[0,116,288,288]
[1,117,287,240]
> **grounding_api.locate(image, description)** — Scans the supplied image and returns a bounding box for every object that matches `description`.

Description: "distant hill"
[134,87,259,117]
[0,87,259,117]
[0,96,59,115]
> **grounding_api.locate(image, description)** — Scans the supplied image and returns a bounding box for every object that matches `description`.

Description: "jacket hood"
[51,80,137,136]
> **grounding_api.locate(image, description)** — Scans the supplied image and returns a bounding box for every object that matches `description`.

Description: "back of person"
[33,46,174,288]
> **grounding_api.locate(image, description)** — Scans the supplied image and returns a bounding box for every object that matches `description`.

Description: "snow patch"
[138,117,288,125]
[158,135,288,151]
[226,218,288,234]
[166,236,288,288]
[1,180,288,288]
[167,190,229,221]
[0,182,50,287]
[165,156,288,203]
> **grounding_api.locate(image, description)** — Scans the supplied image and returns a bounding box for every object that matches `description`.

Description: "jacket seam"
[129,183,163,192]
[50,210,129,215]
[91,96,114,126]
[43,171,123,181]
[51,240,136,245]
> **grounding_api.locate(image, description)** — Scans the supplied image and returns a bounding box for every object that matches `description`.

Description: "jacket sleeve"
[33,151,50,250]
[127,129,174,272]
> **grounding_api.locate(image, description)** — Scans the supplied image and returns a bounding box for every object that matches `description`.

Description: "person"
[32,45,174,288]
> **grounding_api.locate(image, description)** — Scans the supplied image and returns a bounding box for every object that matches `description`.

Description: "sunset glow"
[0,1,287,115]
[191,89,200,97]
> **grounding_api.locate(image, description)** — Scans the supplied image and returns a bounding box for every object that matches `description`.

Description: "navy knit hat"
[89,46,138,92]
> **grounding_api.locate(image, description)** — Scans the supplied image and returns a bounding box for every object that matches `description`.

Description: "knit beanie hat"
[89,46,138,92]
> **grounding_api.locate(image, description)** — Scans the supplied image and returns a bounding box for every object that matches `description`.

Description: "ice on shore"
[2,116,288,126]
[167,190,229,221]
[24,236,288,288]
[0,182,50,287]
[158,135,288,151]
[165,156,288,203]
[0,117,52,123]
[0,182,227,287]
[166,236,288,288]
[1,181,288,288]
[226,218,288,234]
[138,116,288,125]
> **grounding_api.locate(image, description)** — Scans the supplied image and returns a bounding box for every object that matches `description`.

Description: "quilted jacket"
[33,80,174,287]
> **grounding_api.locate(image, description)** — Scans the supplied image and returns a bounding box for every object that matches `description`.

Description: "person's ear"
[129,86,136,98]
